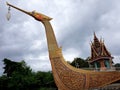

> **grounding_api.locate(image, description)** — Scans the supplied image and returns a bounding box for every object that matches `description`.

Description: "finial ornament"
[6,5,11,21]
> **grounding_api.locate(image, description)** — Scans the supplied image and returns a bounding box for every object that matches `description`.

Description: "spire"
[90,33,113,60]
[93,32,100,48]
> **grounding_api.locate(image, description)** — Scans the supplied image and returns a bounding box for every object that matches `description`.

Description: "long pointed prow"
[6,2,32,16]
[6,2,52,21]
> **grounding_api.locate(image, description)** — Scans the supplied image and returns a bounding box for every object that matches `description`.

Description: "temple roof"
[89,33,113,62]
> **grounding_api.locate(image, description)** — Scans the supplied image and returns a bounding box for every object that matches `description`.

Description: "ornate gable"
[90,33,112,61]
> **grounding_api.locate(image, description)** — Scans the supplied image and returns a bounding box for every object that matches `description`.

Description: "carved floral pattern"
[51,56,120,90]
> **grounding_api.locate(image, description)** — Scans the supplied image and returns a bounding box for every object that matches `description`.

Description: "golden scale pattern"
[51,54,120,90]
[53,57,86,90]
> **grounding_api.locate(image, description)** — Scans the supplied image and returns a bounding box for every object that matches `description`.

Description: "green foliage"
[3,58,32,77]
[114,63,120,70]
[0,75,8,90]
[0,58,57,90]
[35,71,56,88]
[70,57,89,68]
[114,63,120,67]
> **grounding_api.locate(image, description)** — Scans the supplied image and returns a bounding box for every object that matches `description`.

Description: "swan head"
[31,10,52,21]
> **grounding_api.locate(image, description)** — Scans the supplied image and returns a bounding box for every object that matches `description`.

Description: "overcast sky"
[1,0,120,75]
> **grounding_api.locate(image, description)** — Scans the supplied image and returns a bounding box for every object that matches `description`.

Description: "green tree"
[0,58,57,90]
[114,63,120,70]
[3,58,32,77]
[35,71,57,89]
[1,58,36,90]
[70,57,89,68]
[0,75,9,90]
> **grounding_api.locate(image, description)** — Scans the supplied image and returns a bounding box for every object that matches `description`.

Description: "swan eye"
[32,10,36,14]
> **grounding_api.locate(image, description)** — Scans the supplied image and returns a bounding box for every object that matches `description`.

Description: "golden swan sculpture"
[7,2,120,90]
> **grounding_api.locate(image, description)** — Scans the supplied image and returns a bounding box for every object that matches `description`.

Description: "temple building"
[88,33,114,71]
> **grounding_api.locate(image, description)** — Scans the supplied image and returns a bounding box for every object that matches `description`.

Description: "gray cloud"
[0,0,120,75]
